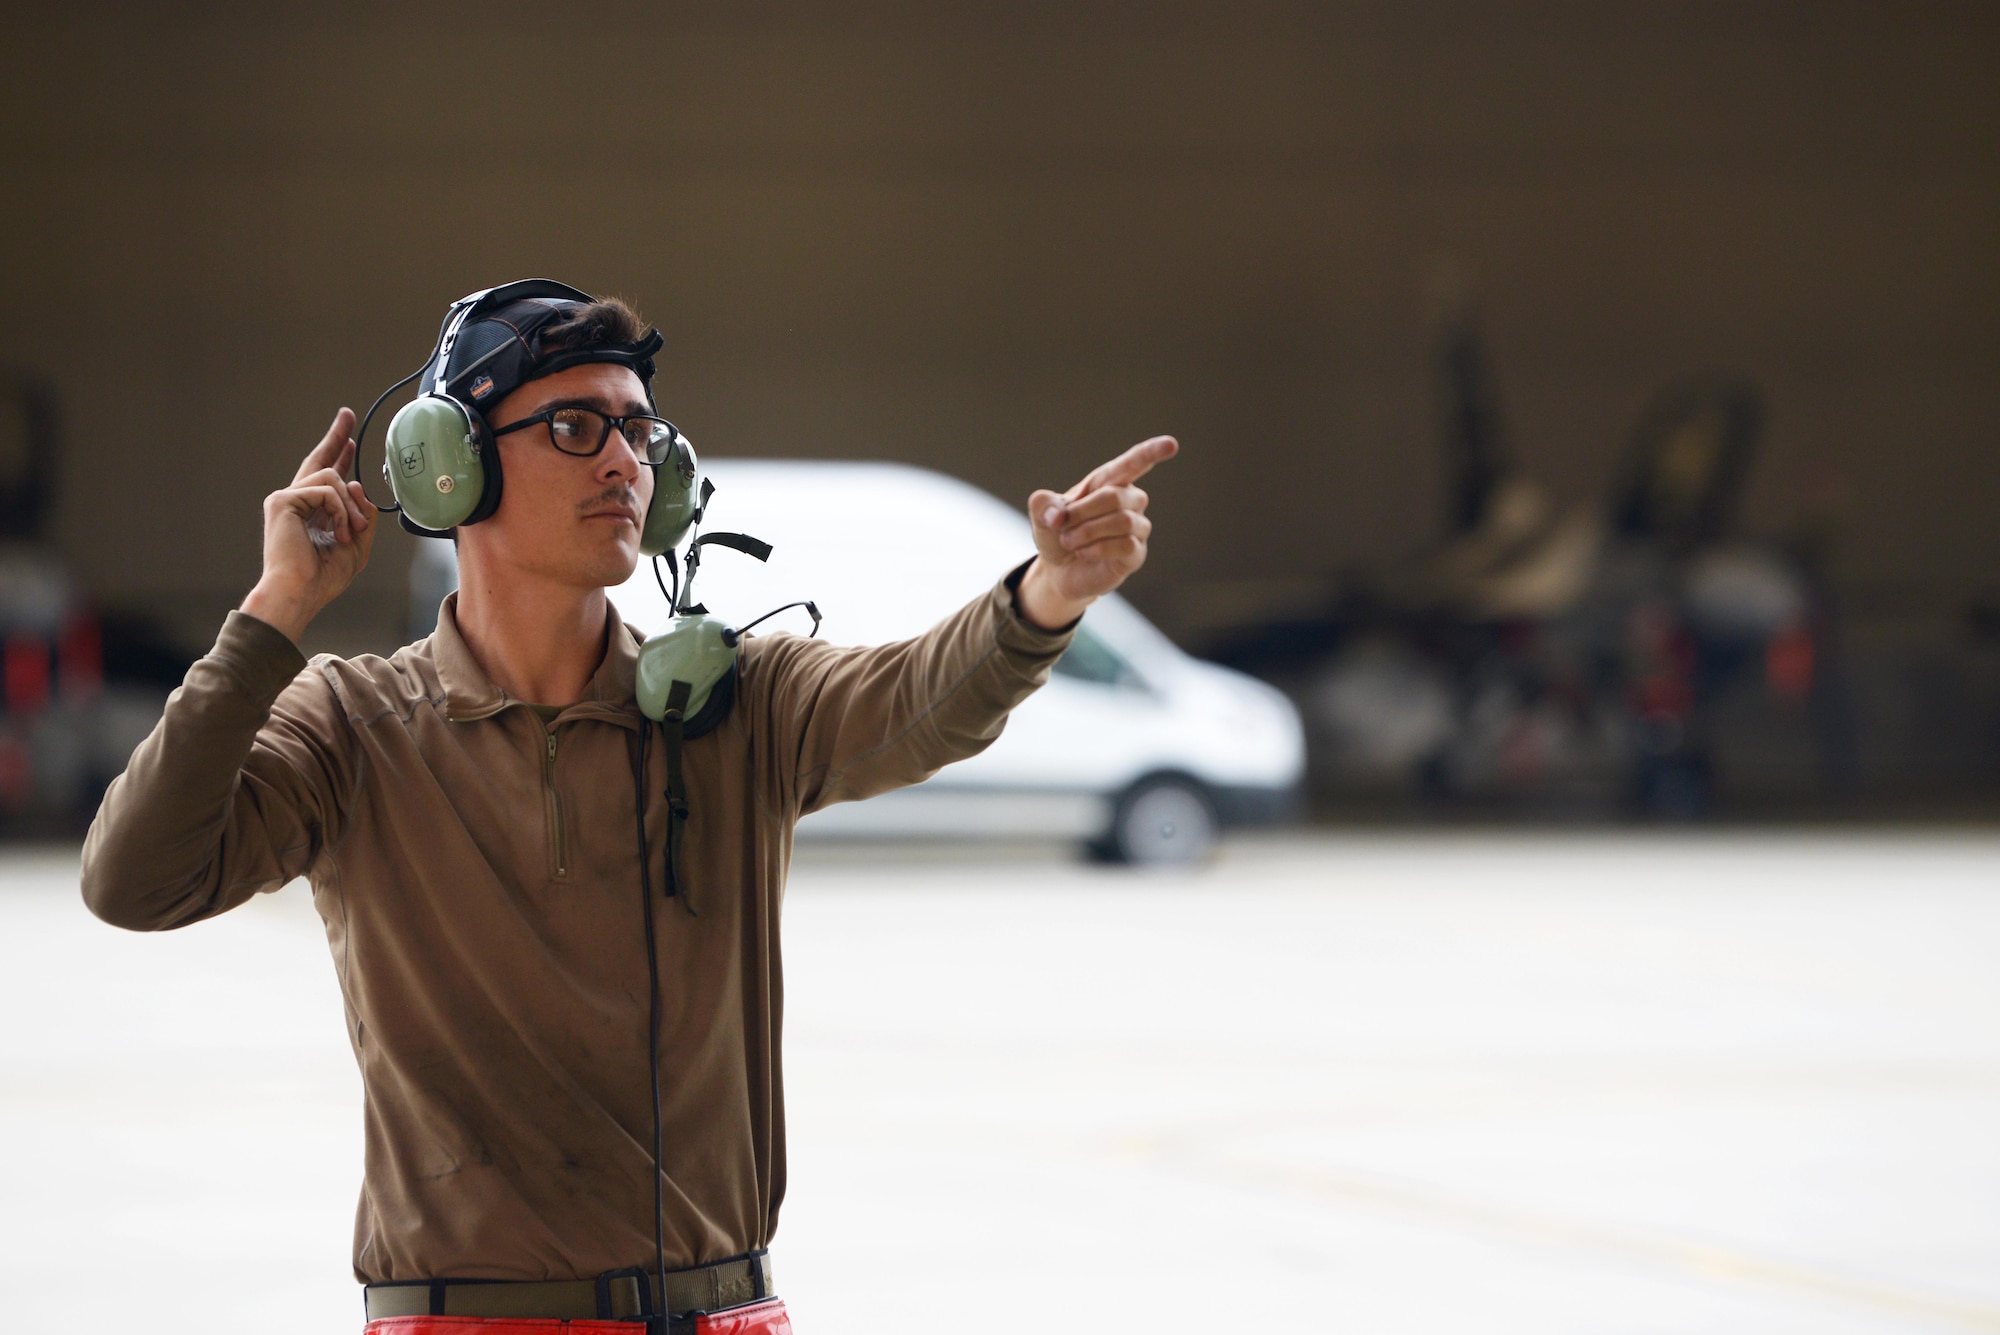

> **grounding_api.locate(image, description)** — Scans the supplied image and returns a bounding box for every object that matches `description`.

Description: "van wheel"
[1095,777,1218,868]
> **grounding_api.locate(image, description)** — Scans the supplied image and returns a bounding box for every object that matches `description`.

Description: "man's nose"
[596,428,644,483]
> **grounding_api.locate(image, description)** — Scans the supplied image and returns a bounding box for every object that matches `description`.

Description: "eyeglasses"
[491,406,684,465]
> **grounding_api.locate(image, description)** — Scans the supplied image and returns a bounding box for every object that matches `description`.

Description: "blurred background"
[0,2,1996,827]
[3,5,1999,1333]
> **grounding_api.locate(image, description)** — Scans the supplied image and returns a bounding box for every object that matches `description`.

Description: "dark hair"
[537,297,649,358]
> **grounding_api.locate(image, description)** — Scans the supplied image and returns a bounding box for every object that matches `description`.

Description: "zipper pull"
[547,733,557,760]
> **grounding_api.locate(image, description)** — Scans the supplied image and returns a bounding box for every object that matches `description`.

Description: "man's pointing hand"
[1016,435,1178,631]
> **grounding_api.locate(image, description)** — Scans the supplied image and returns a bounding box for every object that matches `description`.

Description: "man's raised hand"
[240,408,377,644]
[1016,435,1178,631]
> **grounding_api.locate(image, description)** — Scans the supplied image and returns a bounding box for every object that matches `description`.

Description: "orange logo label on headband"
[470,375,496,400]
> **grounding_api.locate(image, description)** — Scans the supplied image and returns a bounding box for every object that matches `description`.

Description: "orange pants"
[364,1299,792,1335]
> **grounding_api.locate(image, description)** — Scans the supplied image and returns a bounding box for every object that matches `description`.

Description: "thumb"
[1028,489,1068,532]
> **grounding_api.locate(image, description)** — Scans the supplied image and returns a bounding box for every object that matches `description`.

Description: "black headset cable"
[629,722,670,1333]
[349,361,427,514]
[349,329,524,515]
[653,551,681,613]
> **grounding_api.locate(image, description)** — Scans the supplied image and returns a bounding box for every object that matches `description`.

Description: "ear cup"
[635,612,738,722]
[384,396,487,533]
[456,405,505,527]
[640,438,701,557]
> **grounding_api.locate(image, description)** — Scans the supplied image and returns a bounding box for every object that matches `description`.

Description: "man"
[81,283,1173,1332]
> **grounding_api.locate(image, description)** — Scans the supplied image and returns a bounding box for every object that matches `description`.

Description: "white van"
[411,460,1304,864]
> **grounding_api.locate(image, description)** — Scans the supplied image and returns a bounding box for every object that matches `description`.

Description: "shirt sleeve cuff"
[996,558,1081,658]
[210,609,312,701]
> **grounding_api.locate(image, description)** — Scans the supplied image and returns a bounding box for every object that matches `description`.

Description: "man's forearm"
[81,612,320,931]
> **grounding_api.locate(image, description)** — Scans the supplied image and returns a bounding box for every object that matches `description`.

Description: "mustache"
[579,484,641,516]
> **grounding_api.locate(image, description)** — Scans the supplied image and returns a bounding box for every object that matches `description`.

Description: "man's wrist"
[1013,557,1091,632]
[240,581,315,646]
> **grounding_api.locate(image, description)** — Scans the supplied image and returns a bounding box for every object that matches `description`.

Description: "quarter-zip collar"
[432,591,643,725]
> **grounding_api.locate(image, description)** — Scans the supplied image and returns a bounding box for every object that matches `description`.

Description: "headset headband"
[429,279,603,402]
[429,280,662,415]
[430,297,483,397]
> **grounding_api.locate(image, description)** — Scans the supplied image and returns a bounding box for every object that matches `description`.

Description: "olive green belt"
[362,1250,773,1322]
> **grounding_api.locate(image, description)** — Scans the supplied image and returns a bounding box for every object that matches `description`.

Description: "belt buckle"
[594,1265,662,1330]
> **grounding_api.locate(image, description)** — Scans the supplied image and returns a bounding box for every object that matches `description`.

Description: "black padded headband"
[423,279,661,416]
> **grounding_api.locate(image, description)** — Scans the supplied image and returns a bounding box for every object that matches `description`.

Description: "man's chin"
[583,561,640,594]
[583,538,644,592]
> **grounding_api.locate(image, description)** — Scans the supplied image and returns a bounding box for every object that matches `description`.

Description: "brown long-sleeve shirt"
[80,571,1071,1284]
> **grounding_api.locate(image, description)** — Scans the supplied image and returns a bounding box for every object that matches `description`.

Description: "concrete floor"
[3,833,1997,1334]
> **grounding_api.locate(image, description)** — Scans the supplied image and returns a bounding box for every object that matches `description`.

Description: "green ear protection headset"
[355,279,698,555]
[353,279,818,737]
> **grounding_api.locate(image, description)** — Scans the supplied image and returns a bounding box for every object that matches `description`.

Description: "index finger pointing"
[296,408,358,485]
[1066,435,1179,500]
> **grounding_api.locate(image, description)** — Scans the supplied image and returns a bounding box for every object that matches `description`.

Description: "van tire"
[1092,776,1219,868]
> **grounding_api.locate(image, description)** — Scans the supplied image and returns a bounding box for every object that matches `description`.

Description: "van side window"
[1052,626,1140,689]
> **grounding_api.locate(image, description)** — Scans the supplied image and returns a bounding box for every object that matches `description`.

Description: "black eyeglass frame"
[490,406,685,465]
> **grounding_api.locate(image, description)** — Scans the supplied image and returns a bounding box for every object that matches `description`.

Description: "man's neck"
[452,561,612,707]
